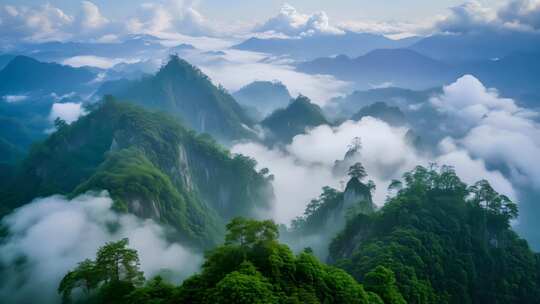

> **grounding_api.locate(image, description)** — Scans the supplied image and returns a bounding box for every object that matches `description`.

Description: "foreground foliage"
[330,165,540,304]
[62,218,401,303]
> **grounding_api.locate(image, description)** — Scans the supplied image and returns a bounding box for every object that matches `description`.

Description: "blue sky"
[0,0,507,23]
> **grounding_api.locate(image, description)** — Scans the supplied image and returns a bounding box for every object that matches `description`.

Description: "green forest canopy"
[58,165,540,304]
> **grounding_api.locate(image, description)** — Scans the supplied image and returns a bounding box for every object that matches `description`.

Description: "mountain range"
[0,55,97,96]
[233,80,292,120]
[297,48,456,90]
[233,31,420,61]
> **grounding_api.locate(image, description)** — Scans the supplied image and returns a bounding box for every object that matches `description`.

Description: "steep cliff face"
[342,178,374,215]
[95,55,256,142]
[1,98,274,248]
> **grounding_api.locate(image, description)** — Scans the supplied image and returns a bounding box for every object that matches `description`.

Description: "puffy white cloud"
[435,1,497,34]
[431,75,540,190]
[255,3,343,37]
[430,75,521,132]
[49,102,87,124]
[0,3,73,42]
[0,192,201,304]
[127,0,217,38]
[434,0,540,34]
[498,0,540,31]
[78,1,109,31]
[436,139,516,198]
[234,114,515,225]
[232,142,336,224]
[0,0,219,45]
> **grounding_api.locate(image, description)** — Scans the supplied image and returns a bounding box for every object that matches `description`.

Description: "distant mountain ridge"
[410,30,540,63]
[297,48,457,90]
[233,32,420,61]
[0,55,96,95]
[233,80,292,119]
[12,34,165,62]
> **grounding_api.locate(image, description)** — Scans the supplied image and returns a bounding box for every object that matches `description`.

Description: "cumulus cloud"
[431,75,540,190]
[78,1,109,31]
[0,3,73,43]
[126,0,217,38]
[435,1,496,34]
[255,3,344,37]
[0,0,220,45]
[498,0,540,31]
[434,0,540,34]
[49,102,87,124]
[0,192,202,304]
[234,114,515,225]
[232,142,335,224]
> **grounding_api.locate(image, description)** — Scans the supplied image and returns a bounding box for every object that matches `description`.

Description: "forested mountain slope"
[0,98,274,248]
[261,95,328,143]
[96,55,255,142]
[330,166,540,304]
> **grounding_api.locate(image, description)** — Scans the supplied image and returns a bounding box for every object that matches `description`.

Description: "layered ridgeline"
[351,102,407,127]
[96,55,255,142]
[0,98,274,248]
[261,95,328,143]
[0,55,96,96]
[233,81,292,120]
[0,55,99,164]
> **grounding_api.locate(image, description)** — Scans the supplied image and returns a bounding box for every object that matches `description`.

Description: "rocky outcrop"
[343,178,374,215]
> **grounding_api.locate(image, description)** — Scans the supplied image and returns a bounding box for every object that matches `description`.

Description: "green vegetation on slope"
[0,98,273,247]
[329,165,539,304]
[261,95,328,143]
[60,218,404,304]
[96,55,255,141]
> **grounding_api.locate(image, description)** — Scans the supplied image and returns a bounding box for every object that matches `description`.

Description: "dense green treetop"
[330,165,539,304]
[261,95,328,143]
[60,219,397,304]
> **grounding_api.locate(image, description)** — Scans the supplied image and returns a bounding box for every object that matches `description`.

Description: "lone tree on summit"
[348,162,367,180]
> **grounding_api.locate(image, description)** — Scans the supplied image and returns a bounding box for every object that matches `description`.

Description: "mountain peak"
[97,55,254,141]
[261,95,328,143]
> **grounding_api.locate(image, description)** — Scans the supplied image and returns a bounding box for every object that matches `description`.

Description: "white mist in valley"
[0,191,202,304]
[233,75,532,228]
